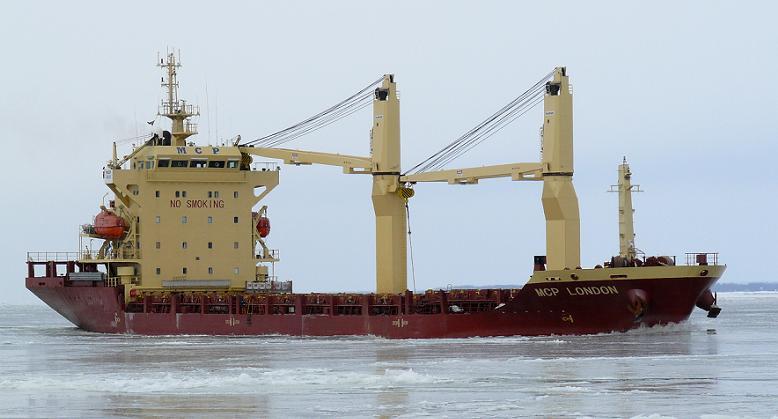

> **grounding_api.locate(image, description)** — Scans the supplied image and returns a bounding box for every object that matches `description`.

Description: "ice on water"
[1,293,777,417]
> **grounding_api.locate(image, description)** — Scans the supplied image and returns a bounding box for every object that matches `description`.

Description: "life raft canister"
[257,216,271,238]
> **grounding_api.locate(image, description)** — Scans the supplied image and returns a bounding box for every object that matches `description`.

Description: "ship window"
[207,216,213,224]
[158,159,170,168]
[227,160,239,169]
[233,267,240,275]
[182,267,188,274]
[233,191,239,198]
[156,267,161,275]
[146,161,154,169]
[182,241,187,249]
[171,160,188,168]
[155,190,160,198]
[208,160,225,168]
[175,191,180,198]
[233,216,239,224]
[182,191,187,198]
[208,267,213,275]
[233,241,239,249]
[155,241,160,249]
[190,160,207,168]
[181,216,188,224]
[208,241,213,249]
[208,191,212,198]
[214,191,220,198]
[155,216,160,224]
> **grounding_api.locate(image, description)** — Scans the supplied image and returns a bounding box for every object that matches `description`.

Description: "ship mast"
[158,51,199,146]
[609,157,642,260]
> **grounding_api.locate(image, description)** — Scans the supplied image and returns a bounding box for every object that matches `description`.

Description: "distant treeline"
[713,282,778,292]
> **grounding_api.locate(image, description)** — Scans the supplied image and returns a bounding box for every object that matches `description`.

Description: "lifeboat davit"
[257,216,270,238]
[94,209,127,240]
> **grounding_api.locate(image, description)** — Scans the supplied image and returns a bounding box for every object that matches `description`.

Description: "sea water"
[0,293,776,418]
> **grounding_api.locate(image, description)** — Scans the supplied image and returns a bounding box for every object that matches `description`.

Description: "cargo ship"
[25,53,724,338]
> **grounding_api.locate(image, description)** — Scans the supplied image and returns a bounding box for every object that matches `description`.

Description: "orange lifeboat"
[94,209,127,240]
[256,216,270,238]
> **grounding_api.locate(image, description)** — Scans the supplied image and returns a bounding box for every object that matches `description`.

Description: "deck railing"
[685,252,719,266]
[27,252,80,262]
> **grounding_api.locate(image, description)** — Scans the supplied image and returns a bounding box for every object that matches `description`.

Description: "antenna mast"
[157,50,199,146]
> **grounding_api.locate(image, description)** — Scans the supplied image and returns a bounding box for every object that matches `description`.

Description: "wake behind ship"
[26,53,724,338]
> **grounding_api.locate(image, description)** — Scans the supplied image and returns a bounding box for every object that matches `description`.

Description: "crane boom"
[238,146,372,174]
[400,162,543,184]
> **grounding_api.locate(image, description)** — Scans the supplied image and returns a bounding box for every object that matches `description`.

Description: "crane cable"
[404,199,417,293]
[403,71,554,176]
[240,77,384,147]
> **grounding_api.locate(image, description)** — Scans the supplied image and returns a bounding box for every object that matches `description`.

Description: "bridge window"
[214,191,220,198]
[175,191,180,198]
[233,191,239,198]
[182,191,187,198]
[227,160,239,169]
[171,160,188,168]
[208,161,225,168]
[190,160,207,168]
[158,159,170,168]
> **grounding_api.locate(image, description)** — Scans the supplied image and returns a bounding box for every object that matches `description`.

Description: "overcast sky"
[1,1,776,304]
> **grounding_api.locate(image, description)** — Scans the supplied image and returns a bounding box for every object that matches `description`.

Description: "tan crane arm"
[239,146,373,174]
[400,162,544,185]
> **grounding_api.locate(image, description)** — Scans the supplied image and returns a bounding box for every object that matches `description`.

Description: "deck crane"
[239,67,579,294]
[401,67,580,273]
[239,74,408,294]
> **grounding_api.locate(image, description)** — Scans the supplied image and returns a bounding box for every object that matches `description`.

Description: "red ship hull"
[26,272,720,338]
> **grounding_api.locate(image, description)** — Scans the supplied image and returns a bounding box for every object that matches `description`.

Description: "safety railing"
[80,249,141,261]
[27,252,80,262]
[685,252,719,266]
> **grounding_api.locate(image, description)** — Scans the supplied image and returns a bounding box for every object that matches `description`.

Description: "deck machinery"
[25,53,724,338]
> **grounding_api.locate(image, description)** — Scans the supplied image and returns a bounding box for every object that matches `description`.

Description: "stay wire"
[254,92,372,147]
[411,82,546,174]
[429,90,545,171]
[245,80,378,146]
[403,71,554,175]
[256,94,374,147]
[241,76,384,147]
